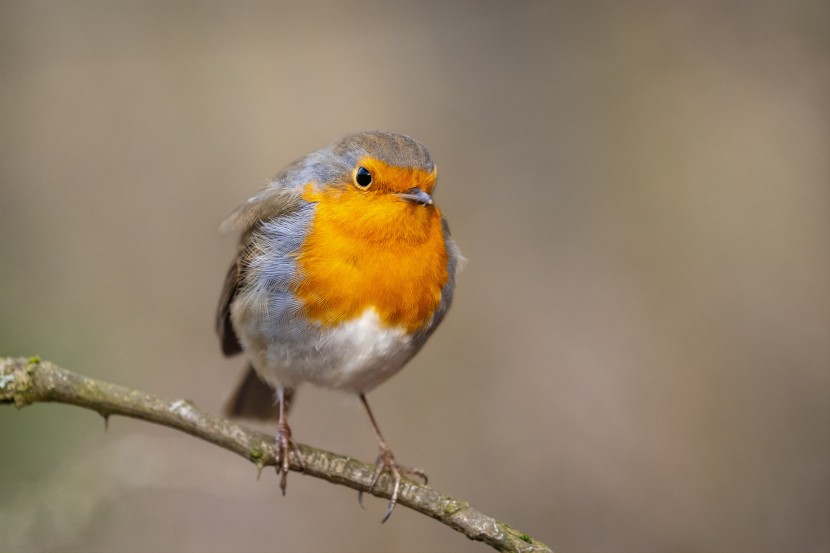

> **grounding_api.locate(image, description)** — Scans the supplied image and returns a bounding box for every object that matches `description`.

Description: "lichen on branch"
[0,356,551,553]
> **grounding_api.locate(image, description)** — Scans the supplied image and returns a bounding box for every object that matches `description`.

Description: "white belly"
[236,307,417,393]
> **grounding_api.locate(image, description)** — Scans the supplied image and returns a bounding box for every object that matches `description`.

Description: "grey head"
[279,131,435,192]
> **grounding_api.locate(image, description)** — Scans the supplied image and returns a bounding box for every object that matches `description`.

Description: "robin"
[216,131,461,521]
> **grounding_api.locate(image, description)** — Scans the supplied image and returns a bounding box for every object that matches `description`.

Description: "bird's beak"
[397,187,433,206]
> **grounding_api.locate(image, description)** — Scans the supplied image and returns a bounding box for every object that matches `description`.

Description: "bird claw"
[357,445,428,522]
[274,419,304,495]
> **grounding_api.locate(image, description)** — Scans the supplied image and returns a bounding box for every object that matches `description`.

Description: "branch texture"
[0,356,551,553]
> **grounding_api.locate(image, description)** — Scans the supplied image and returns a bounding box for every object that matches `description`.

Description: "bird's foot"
[275,418,304,495]
[358,442,428,523]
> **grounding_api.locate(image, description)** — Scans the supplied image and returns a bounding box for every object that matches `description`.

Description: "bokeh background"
[1,2,828,552]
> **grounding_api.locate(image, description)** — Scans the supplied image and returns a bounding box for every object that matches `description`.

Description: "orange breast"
[295,183,449,333]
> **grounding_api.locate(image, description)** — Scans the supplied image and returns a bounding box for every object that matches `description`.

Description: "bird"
[216,131,461,521]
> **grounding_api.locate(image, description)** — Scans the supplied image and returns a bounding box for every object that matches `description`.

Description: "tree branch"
[0,356,550,553]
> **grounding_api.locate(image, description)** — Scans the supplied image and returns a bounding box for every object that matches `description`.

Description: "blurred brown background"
[1,1,828,551]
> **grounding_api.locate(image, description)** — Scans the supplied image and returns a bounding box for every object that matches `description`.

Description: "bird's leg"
[357,394,427,523]
[275,386,304,495]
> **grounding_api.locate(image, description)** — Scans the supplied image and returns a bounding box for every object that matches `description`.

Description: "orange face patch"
[295,159,448,333]
[351,156,437,195]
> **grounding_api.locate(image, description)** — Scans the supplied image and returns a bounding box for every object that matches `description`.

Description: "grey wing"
[215,180,307,357]
[414,216,462,345]
[216,257,244,356]
[435,216,462,323]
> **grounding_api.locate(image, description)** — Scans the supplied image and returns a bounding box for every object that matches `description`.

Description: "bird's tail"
[224,364,292,421]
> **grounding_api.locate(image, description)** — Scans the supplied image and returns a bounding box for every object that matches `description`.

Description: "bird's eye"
[355,166,372,189]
